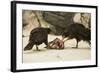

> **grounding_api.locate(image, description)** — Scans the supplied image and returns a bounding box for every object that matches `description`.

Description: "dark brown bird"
[24,27,51,51]
[62,23,91,48]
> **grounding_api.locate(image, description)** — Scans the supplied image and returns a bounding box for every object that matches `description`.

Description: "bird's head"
[61,31,69,41]
[45,28,52,34]
[62,33,66,41]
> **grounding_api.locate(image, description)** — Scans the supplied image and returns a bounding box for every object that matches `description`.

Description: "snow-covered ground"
[23,35,91,63]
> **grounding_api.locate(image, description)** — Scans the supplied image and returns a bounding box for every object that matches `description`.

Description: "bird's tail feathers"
[24,42,34,51]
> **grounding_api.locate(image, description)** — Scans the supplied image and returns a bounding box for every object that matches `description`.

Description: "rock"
[43,12,75,28]
[42,12,75,35]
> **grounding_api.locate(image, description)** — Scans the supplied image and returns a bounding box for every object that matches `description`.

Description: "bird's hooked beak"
[62,36,68,42]
[62,35,65,41]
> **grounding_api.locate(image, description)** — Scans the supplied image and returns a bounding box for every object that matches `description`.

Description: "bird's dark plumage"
[62,23,91,48]
[24,27,51,51]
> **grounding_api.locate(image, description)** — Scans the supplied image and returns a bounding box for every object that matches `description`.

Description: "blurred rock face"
[22,10,91,36]
[43,12,75,35]
[43,12,91,35]
[22,10,38,36]
[22,10,50,36]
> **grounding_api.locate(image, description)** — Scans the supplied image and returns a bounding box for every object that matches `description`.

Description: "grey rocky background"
[22,10,91,36]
